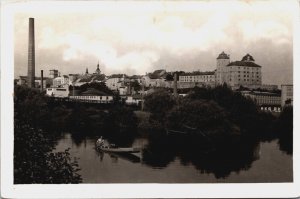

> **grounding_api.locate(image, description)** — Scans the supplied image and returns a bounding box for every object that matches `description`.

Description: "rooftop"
[180,71,215,76]
[217,51,230,59]
[241,54,255,62]
[81,88,110,96]
[227,61,262,68]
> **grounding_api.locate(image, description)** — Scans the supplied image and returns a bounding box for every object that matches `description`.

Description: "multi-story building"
[53,75,69,87]
[141,69,167,87]
[178,71,216,87]
[281,84,293,107]
[216,52,262,88]
[105,74,126,90]
[241,91,281,106]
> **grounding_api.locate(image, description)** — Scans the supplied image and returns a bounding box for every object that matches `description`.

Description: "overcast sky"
[14,1,294,85]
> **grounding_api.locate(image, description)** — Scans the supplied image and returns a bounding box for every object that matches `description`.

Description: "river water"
[54,133,292,183]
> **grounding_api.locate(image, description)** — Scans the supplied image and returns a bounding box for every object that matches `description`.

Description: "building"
[49,69,59,78]
[281,84,293,107]
[53,75,69,87]
[216,52,262,88]
[106,74,126,90]
[94,61,101,75]
[46,85,69,98]
[216,51,230,85]
[241,91,281,112]
[69,88,113,103]
[125,95,142,105]
[142,69,167,87]
[178,71,216,88]
[17,75,52,88]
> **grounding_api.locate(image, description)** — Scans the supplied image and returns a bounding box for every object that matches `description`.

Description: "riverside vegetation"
[14,83,293,183]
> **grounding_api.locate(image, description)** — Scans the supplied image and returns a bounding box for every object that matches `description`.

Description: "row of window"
[71,96,112,100]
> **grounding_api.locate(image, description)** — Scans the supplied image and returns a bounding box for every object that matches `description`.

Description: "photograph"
[1,0,298,198]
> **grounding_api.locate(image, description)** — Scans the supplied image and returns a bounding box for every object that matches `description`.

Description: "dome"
[217,51,230,59]
[241,54,255,62]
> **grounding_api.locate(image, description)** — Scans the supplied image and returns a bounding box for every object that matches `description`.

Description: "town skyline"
[14,1,294,85]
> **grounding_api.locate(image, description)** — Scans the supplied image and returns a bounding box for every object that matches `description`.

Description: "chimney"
[27,18,35,88]
[41,70,44,91]
[173,73,178,97]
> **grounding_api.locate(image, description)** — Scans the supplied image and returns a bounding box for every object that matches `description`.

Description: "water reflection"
[141,132,261,178]
[96,151,142,163]
[55,130,293,183]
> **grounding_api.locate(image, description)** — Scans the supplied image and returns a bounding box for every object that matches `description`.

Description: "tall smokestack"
[41,70,44,91]
[27,18,35,88]
[173,73,178,97]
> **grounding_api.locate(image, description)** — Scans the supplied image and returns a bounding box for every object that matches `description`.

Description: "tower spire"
[95,61,101,74]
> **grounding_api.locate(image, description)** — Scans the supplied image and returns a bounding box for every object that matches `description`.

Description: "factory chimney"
[41,70,44,91]
[173,73,178,97]
[27,18,35,88]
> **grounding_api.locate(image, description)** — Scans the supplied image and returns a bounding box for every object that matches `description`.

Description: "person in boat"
[96,136,105,147]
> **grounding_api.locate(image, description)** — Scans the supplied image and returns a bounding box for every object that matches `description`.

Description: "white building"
[281,84,293,107]
[141,69,167,87]
[106,74,126,90]
[125,95,142,105]
[179,71,216,87]
[241,91,281,106]
[46,86,69,98]
[216,52,262,88]
[53,75,69,87]
[69,88,113,103]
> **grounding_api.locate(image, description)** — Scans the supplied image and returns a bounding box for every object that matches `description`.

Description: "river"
[54,133,293,183]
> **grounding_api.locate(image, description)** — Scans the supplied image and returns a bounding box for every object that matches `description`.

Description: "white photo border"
[1,0,300,198]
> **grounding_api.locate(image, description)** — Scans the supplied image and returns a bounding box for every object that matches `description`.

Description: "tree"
[166,99,239,138]
[129,80,141,92]
[14,125,82,184]
[14,85,82,183]
[165,74,174,81]
[144,89,176,122]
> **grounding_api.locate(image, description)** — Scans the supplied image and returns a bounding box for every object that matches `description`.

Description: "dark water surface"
[54,133,292,183]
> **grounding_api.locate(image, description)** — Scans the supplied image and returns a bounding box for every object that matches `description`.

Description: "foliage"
[144,89,176,122]
[165,74,174,81]
[14,85,82,183]
[129,80,141,92]
[14,125,82,184]
[166,99,240,138]
[186,85,261,135]
[276,106,293,155]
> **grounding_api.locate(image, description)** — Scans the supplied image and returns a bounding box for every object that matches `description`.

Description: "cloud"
[14,1,293,85]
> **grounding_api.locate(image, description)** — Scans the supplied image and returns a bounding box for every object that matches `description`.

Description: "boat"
[98,146,141,153]
[95,137,141,153]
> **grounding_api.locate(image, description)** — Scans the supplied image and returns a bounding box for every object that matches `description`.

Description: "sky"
[14,0,295,85]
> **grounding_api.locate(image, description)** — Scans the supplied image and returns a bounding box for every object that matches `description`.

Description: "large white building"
[216,52,262,88]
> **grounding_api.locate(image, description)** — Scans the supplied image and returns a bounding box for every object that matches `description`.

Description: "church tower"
[95,61,101,75]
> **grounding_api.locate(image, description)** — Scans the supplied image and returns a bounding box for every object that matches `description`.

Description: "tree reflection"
[142,132,260,178]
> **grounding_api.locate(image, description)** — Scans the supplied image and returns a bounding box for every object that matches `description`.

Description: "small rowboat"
[96,137,141,153]
[98,146,141,153]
